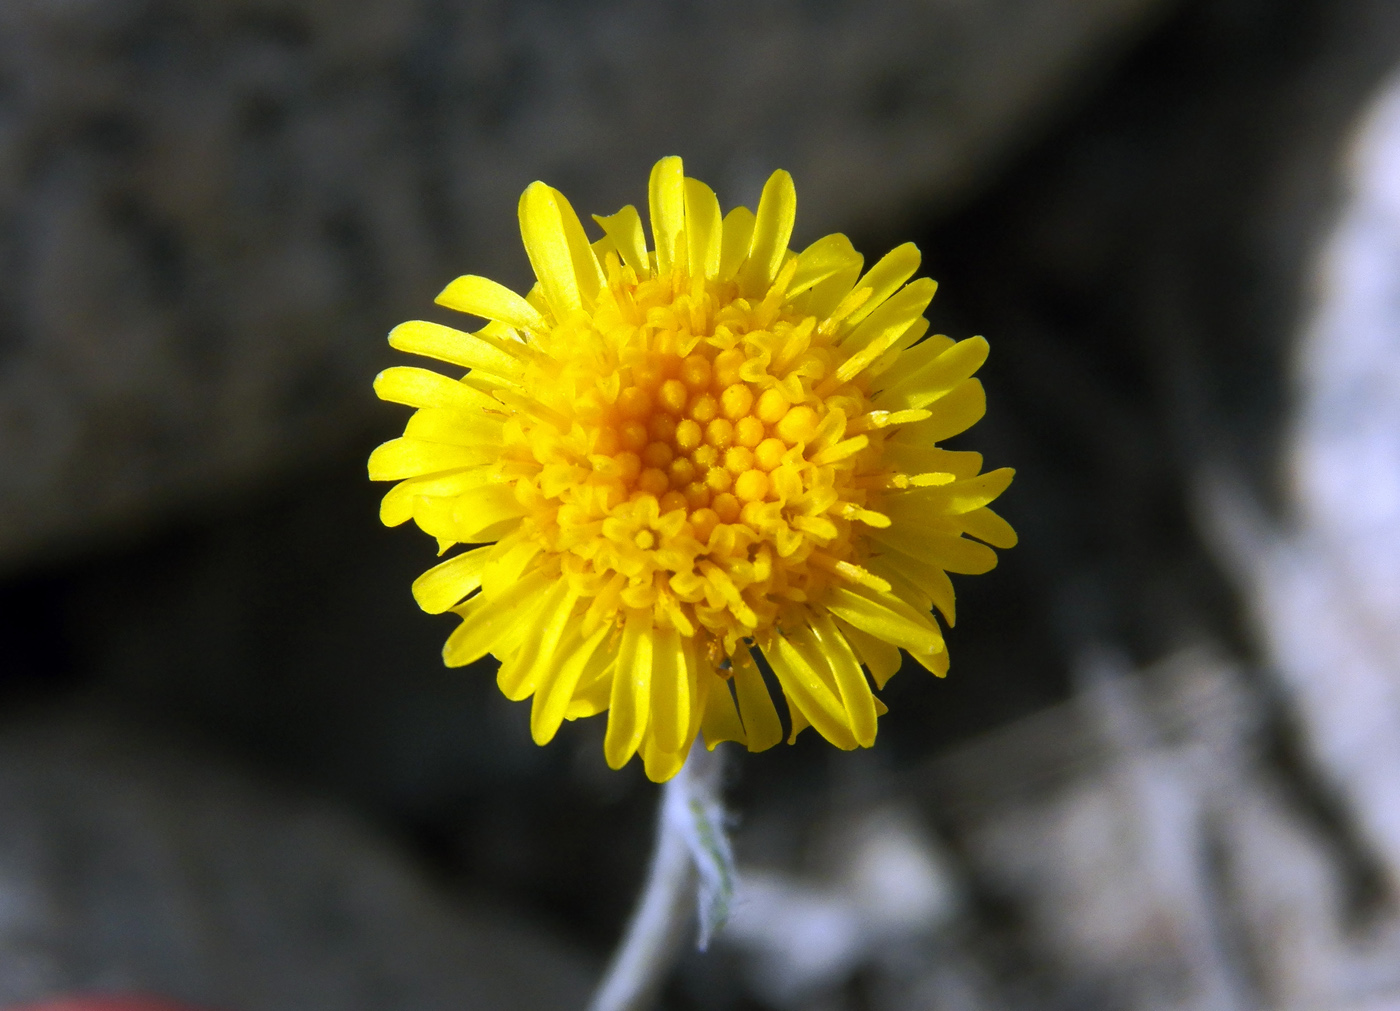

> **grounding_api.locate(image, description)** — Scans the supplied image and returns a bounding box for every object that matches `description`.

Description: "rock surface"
[0,0,1173,571]
[712,651,1400,1011]
[922,652,1400,1011]
[0,711,592,1010]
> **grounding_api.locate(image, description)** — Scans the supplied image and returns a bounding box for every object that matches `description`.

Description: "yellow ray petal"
[386,322,526,379]
[565,651,616,719]
[413,494,524,547]
[871,550,957,626]
[450,483,529,542]
[842,242,921,331]
[766,633,858,750]
[785,623,842,699]
[873,525,999,575]
[876,336,989,412]
[442,567,552,667]
[826,319,923,395]
[913,644,950,678]
[499,579,580,701]
[872,562,935,622]
[435,275,546,332]
[411,544,494,613]
[375,364,506,413]
[593,205,650,278]
[604,611,654,769]
[489,600,552,663]
[717,206,756,282]
[367,438,495,481]
[406,497,459,543]
[641,645,704,781]
[807,611,878,747]
[866,318,931,380]
[884,332,956,376]
[549,185,605,306]
[787,702,811,744]
[788,233,862,299]
[401,407,506,448]
[700,674,747,749]
[678,634,708,751]
[531,621,611,745]
[730,647,782,752]
[884,445,983,479]
[802,242,864,318]
[740,170,797,296]
[649,624,690,753]
[893,379,986,443]
[641,737,687,783]
[591,235,615,268]
[649,156,686,275]
[958,506,1018,549]
[883,468,1014,519]
[684,177,723,281]
[823,585,944,666]
[380,469,495,527]
[519,181,585,317]
[834,617,904,689]
[480,536,542,596]
[840,277,936,355]
[943,468,1016,515]
[379,483,419,528]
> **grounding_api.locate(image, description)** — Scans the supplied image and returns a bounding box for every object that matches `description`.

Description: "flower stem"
[588,745,727,1011]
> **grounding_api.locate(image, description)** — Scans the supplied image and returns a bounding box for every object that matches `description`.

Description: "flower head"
[371,157,1015,781]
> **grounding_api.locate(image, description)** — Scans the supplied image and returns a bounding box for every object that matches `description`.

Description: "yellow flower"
[370,157,1015,782]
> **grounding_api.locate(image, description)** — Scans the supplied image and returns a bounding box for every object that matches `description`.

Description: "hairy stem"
[588,745,726,1011]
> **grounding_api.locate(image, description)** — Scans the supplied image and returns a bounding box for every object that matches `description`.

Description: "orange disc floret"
[370,155,1015,782]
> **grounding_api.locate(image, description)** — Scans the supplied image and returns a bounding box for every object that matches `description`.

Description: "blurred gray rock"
[0,711,592,1009]
[920,651,1400,1011]
[1206,70,1400,898]
[0,0,1173,571]
[717,651,1400,1011]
